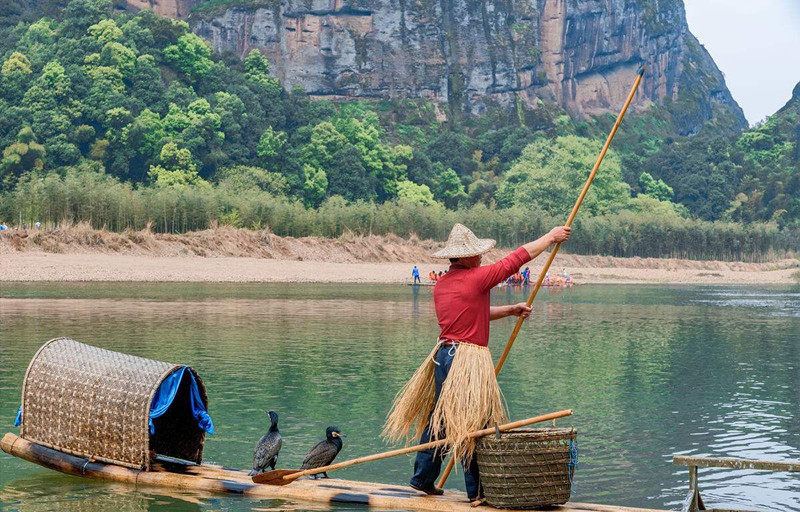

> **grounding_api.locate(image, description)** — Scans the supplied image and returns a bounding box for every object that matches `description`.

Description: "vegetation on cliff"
[0,0,798,260]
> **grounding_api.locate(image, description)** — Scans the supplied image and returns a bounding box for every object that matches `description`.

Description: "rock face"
[130,0,747,134]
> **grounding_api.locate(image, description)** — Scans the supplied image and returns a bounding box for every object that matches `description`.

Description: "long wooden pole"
[253,409,572,485]
[437,67,645,488]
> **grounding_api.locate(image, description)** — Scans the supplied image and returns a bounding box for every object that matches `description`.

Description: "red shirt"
[433,247,532,347]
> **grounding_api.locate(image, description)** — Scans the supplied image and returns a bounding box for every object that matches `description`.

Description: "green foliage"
[216,165,288,196]
[2,126,45,187]
[148,142,209,189]
[88,18,122,44]
[257,126,287,159]
[638,172,674,202]
[302,164,327,207]
[0,0,797,252]
[396,180,437,206]
[2,51,32,75]
[497,135,630,216]
[163,33,213,79]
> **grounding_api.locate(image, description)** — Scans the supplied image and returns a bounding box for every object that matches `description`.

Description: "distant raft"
[14,337,213,469]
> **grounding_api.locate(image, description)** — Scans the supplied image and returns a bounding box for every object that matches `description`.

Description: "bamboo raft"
[1,433,665,512]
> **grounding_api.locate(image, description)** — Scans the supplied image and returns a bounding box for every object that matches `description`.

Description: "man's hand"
[549,226,571,244]
[509,303,532,318]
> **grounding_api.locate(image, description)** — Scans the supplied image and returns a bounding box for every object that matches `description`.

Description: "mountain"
[116,0,747,136]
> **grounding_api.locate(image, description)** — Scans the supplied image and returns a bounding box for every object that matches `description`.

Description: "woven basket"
[19,338,209,470]
[476,428,576,509]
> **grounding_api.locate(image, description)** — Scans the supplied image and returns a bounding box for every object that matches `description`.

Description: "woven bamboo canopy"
[18,338,209,470]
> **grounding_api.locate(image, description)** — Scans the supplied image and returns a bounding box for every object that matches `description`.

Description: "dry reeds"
[429,343,505,460]
[383,343,506,462]
[382,342,439,444]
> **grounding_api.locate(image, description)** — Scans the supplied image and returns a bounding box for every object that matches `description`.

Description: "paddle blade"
[252,469,300,485]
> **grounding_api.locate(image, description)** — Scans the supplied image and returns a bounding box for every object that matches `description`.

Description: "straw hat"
[432,223,496,259]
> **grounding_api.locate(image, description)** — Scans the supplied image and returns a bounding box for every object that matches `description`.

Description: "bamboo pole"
[437,67,645,488]
[253,409,573,485]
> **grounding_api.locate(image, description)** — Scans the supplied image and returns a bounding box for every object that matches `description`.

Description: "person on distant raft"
[383,223,571,504]
[522,266,530,285]
[412,266,421,284]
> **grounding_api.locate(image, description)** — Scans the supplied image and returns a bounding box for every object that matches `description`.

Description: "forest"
[1,0,798,261]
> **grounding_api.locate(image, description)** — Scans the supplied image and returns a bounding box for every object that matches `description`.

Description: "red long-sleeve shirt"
[433,247,532,347]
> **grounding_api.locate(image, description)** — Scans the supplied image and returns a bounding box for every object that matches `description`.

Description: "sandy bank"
[1,226,797,284]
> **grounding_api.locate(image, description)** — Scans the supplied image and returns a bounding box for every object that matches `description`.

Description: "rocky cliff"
[127,0,747,135]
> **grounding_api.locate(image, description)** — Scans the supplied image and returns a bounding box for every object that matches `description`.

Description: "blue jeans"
[410,344,482,500]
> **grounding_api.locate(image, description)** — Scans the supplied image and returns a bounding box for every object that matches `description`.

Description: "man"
[383,223,571,503]
[412,265,421,284]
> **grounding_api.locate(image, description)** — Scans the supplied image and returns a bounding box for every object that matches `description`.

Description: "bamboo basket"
[475,428,576,509]
[18,337,209,469]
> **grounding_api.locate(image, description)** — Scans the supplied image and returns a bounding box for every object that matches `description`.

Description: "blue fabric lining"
[149,366,214,435]
[14,405,21,427]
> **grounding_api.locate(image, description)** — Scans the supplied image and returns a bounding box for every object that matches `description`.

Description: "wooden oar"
[252,409,572,486]
[436,66,646,489]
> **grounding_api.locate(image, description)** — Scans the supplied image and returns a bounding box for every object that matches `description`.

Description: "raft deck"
[2,433,665,512]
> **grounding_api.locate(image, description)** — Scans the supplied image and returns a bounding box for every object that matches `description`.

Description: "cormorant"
[300,426,345,478]
[248,410,282,476]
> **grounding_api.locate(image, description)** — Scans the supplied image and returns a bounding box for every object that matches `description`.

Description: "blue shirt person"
[412,266,421,284]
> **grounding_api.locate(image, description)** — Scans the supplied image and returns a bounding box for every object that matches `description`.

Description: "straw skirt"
[383,342,506,461]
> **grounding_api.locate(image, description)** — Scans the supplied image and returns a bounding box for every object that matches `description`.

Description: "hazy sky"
[684,0,800,125]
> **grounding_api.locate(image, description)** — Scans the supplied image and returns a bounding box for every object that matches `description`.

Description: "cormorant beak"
[333,432,346,438]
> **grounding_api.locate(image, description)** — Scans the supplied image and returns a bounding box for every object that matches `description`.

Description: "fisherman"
[383,223,571,504]
[522,266,530,285]
[412,266,421,284]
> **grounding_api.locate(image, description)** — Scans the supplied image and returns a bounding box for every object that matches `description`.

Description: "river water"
[0,283,798,511]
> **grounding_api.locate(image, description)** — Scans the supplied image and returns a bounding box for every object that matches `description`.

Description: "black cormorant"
[300,426,345,478]
[248,410,282,476]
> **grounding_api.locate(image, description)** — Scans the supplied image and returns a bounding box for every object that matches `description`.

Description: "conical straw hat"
[432,223,496,259]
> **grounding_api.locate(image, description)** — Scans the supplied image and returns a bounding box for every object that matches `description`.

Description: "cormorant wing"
[301,439,339,470]
[253,432,282,471]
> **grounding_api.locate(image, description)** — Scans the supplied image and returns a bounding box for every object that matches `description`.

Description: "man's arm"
[521,226,571,260]
[490,303,532,320]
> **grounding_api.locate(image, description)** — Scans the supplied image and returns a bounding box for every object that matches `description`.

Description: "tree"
[638,172,674,202]
[163,33,213,80]
[257,126,287,159]
[302,164,327,207]
[216,165,288,196]
[396,180,437,206]
[147,142,208,188]
[1,127,45,189]
[497,135,630,216]
[433,167,467,208]
[88,18,122,44]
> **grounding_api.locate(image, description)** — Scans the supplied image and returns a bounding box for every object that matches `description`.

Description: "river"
[0,283,798,511]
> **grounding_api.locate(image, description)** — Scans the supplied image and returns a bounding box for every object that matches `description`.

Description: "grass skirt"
[383,342,506,461]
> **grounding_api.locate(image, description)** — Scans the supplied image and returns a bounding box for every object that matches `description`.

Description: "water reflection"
[0,284,798,512]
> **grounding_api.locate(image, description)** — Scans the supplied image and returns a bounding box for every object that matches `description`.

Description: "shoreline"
[2,227,797,285]
[1,252,797,285]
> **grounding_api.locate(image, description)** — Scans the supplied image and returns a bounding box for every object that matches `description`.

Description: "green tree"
[2,51,32,76]
[497,135,630,216]
[163,33,213,79]
[302,164,327,207]
[216,165,288,196]
[396,180,437,206]
[257,126,287,159]
[88,18,122,44]
[433,167,467,209]
[1,127,45,188]
[147,142,208,189]
[638,172,674,202]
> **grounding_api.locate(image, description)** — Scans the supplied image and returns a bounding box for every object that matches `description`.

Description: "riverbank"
[1,226,797,284]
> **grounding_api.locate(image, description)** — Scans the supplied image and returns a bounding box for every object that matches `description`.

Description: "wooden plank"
[673,455,800,472]
[2,433,667,512]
